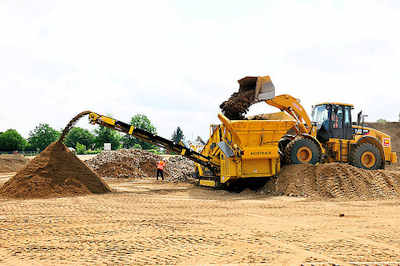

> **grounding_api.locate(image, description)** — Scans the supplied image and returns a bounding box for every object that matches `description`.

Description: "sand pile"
[0,142,111,199]
[0,154,29,173]
[86,149,195,182]
[263,163,400,200]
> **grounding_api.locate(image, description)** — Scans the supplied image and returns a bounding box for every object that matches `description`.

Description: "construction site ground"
[1,173,400,265]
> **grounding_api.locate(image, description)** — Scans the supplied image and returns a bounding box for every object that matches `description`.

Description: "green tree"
[377,119,388,123]
[0,129,27,151]
[132,143,142,149]
[75,142,87,154]
[28,124,60,151]
[122,114,157,150]
[64,127,95,149]
[171,126,185,144]
[94,125,121,150]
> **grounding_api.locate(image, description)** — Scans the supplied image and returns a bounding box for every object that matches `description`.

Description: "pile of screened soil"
[0,154,29,173]
[0,142,111,199]
[263,163,400,200]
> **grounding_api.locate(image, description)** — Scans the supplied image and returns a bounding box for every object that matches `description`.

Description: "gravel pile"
[165,156,196,183]
[86,149,195,183]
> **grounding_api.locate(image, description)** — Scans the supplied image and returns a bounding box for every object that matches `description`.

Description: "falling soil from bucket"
[219,78,258,120]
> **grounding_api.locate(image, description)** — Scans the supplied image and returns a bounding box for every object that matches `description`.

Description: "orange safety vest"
[157,161,165,170]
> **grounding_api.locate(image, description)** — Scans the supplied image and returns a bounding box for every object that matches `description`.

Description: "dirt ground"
[0,155,29,173]
[1,175,400,265]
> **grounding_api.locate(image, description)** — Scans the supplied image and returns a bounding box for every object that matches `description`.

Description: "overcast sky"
[1,0,399,141]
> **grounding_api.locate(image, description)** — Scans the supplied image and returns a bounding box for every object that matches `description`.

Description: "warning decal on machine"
[383,138,390,147]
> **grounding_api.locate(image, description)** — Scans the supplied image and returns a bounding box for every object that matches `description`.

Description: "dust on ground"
[0,142,111,199]
[1,178,400,265]
[0,154,28,173]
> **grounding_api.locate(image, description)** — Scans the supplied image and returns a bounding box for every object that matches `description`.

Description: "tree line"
[0,114,186,154]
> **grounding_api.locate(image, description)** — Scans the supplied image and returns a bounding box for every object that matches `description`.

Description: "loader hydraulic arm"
[265,94,312,134]
[88,112,218,172]
[249,76,312,134]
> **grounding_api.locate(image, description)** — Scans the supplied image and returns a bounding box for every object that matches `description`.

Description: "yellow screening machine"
[86,75,397,189]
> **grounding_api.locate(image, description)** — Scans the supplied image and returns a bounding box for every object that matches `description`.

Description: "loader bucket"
[238,75,275,103]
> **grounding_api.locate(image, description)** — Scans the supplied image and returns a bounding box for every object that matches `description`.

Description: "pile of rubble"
[165,156,196,182]
[85,149,195,183]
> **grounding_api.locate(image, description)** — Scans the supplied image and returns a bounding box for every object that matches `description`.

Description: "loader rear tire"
[279,136,294,165]
[349,143,382,170]
[285,137,321,165]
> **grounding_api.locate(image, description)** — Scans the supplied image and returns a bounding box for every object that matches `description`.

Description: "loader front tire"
[350,143,382,170]
[285,137,321,165]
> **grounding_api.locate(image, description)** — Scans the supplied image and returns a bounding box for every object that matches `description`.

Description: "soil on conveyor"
[220,83,256,120]
[0,141,111,199]
[59,110,92,142]
[262,163,400,200]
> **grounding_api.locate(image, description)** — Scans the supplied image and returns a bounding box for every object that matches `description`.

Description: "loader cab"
[311,103,354,143]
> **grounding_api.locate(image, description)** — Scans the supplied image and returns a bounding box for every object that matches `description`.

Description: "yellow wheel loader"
[248,76,397,170]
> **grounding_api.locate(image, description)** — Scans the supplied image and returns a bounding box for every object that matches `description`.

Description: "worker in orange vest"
[156,159,166,180]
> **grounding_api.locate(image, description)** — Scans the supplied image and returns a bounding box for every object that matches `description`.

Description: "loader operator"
[156,159,166,180]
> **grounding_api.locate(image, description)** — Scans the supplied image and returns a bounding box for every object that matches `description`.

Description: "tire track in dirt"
[191,214,349,265]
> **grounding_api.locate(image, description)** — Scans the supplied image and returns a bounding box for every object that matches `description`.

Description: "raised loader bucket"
[238,75,275,103]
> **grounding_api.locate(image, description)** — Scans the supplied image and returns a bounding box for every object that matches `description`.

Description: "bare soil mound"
[0,154,29,173]
[264,163,400,200]
[86,149,194,182]
[0,142,111,199]
[365,122,400,154]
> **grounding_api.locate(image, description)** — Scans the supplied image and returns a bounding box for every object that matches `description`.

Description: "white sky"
[1,0,400,141]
